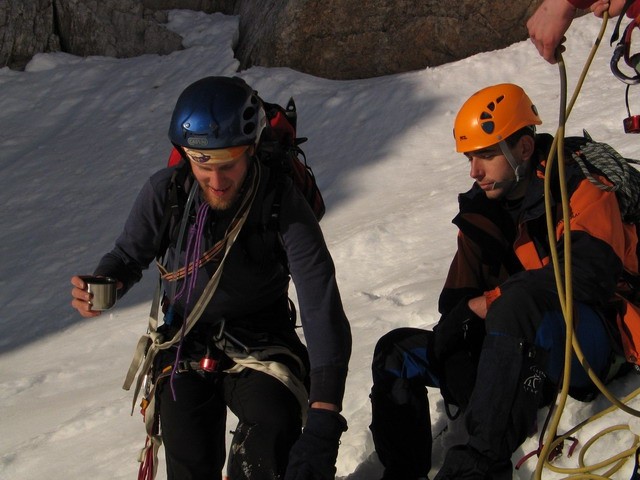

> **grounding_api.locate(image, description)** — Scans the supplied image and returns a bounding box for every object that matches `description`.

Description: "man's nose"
[469,158,482,178]
[208,170,225,188]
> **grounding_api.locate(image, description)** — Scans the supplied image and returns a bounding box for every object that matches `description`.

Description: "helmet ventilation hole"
[243,107,255,120]
[243,122,256,134]
[481,121,495,134]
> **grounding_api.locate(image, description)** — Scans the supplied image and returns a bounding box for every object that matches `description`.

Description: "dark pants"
[370,328,437,479]
[157,366,302,480]
[370,285,618,479]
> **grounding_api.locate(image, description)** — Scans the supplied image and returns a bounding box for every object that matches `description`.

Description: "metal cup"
[80,275,117,311]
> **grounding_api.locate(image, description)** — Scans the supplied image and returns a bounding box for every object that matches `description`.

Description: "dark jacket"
[438,133,639,329]
[94,158,352,407]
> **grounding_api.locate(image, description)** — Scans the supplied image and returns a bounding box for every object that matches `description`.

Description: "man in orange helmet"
[369,83,637,479]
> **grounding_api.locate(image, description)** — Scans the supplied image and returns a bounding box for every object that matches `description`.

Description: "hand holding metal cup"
[78,275,117,311]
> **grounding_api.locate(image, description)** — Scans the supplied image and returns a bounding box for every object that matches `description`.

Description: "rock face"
[0,0,543,79]
[0,0,190,69]
[53,0,184,59]
[1,0,59,70]
[234,0,543,79]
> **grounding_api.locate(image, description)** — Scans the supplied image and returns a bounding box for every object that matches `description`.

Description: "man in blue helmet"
[70,76,351,480]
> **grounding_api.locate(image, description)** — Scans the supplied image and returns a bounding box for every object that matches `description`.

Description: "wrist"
[305,408,347,437]
[310,401,339,412]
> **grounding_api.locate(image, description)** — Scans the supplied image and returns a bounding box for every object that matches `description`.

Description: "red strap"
[137,436,154,480]
[514,436,579,470]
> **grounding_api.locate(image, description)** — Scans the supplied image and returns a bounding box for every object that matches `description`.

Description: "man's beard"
[203,186,240,210]
[196,158,251,211]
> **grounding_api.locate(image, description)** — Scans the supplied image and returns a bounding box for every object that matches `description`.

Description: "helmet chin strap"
[491,140,527,192]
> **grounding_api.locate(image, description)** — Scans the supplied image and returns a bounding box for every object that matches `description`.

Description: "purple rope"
[169,201,210,400]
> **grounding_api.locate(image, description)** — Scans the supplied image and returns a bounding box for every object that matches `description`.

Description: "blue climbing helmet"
[168,76,266,150]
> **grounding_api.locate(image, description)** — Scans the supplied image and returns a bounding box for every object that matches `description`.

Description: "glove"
[433,298,484,362]
[284,408,348,480]
[433,299,486,412]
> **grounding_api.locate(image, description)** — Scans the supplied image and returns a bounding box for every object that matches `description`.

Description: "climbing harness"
[124,158,311,479]
[124,161,261,480]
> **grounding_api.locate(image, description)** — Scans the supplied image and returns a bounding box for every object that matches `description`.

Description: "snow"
[1,9,640,480]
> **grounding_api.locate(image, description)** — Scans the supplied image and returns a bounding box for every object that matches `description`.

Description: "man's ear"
[518,135,535,163]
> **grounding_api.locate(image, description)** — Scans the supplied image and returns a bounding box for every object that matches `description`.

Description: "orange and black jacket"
[438,134,640,336]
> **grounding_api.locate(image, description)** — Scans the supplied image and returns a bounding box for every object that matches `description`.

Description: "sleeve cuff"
[308,365,348,409]
[568,0,593,9]
[484,287,502,310]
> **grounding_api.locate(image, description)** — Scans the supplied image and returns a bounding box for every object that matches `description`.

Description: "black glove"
[433,298,484,362]
[433,299,485,413]
[284,408,348,480]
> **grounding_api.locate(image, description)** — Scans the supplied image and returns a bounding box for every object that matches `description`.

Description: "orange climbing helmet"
[453,83,542,153]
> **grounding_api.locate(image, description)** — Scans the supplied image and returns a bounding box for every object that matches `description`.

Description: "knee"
[373,328,410,359]
[371,327,433,385]
[371,328,409,377]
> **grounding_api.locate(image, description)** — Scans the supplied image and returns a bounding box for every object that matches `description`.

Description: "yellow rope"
[534,11,640,479]
[535,53,574,480]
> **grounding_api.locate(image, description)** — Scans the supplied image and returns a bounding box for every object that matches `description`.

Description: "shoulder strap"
[123,162,263,411]
[154,163,192,261]
[261,167,289,272]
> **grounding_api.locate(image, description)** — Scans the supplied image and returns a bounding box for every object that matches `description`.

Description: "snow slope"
[1,9,640,480]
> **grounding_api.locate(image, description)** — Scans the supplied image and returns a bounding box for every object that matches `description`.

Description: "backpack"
[258,98,325,222]
[565,131,640,223]
[563,131,640,366]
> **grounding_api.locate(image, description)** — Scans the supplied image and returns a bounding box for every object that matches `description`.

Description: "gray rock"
[0,0,545,79]
[0,0,57,70]
[53,0,183,58]
[234,0,543,80]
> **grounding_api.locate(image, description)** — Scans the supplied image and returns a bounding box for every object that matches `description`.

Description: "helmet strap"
[499,140,526,183]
